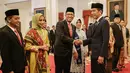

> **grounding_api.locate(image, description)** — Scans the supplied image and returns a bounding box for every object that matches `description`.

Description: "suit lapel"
[71,24,75,37]
[64,20,70,36]
[115,23,122,32]
[92,17,103,37]
[5,26,23,46]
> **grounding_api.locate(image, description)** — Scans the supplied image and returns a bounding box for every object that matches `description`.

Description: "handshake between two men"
[72,38,92,60]
[73,38,92,46]
[74,38,105,64]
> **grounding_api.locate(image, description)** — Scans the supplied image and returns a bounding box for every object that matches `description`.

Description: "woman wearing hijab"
[24,13,50,73]
[70,19,88,73]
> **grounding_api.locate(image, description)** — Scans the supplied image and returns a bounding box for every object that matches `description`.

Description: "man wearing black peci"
[83,3,109,73]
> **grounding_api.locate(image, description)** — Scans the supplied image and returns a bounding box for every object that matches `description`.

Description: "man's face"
[9,15,20,27]
[114,5,120,10]
[65,12,74,22]
[114,17,121,24]
[91,8,101,19]
[52,26,56,30]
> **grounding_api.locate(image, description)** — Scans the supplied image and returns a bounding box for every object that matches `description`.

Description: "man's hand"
[73,39,82,45]
[86,51,92,56]
[97,56,104,64]
[10,71,14,73]
[25,66,29,73]
[73,51,78,60]
[0,55,3,68]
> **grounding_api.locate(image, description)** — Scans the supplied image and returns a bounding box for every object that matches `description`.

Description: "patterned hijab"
[32,13,43,28]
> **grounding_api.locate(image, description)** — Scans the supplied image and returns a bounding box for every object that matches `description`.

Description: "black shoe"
[122,65,125,68]
[112,68,119,72]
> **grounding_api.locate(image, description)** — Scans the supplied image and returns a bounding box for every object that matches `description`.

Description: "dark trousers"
[106,58,112,73]
[2,69,25,73]
[54,54,72,73]
[15,70,24,73]
[48,45,54,54]
[91,58,106,73]
[112,47,121,69]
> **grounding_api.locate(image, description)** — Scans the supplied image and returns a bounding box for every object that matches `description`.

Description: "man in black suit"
[50,25,56,53]
[54,7,90,73]
[0,9,28,73]
[86,23,93,56]
[110,2,124,22]
[111,14,124,72]
[83,3,109,73]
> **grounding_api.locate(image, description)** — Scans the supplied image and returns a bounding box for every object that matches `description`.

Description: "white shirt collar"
[7,25,16,32]
[96,15,103,22]
[67,22,72,25]
[66,20,72,25]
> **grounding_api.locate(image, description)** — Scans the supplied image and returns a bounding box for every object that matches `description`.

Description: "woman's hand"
[73,51,78,60]
[40,45,49,51]
[30,46,38,52]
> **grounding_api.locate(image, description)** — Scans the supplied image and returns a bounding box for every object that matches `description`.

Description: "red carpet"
[112,61,130,73]
[0,55,129,73]
[49,55,55,73]
[49,55,130,73]
[85,62,130,73]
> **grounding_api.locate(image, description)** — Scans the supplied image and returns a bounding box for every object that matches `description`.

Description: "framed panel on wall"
[107,0,127,23]
[34,7,46,16]
[58,12,64,21]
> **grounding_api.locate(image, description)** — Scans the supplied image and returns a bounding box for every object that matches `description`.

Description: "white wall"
[0,1,32,37]
[58,0,130,28]
[6,1,32,36]
[58,0,68,12]
[58,0,107,16]
[31,0,58,26]
[51,0,58,26]
[58,0,106,25]
[0,0,58,36]
[0,0,129,35]
[31,0,45,12]
[6,0,28,3]
[127,0,130,28]
[0,4,7,27]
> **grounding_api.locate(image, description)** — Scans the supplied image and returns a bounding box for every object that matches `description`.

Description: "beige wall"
[58,0,129,28]
[0,0,129,36]
[0,4,6,27]
[58,0,106,25]
[6,1,32,36]
[0,1,31,36]
[127,0,130,28]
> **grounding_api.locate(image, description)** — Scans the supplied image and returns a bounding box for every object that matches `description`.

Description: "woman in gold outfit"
[24,13,50,73]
